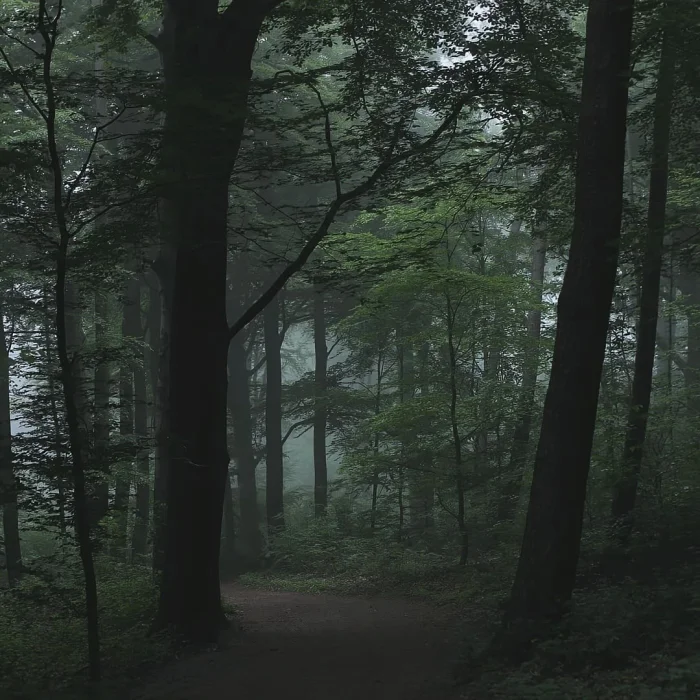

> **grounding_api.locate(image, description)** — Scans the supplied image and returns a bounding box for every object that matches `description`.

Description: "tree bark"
[500,0,636,643]
[313,284,328,517]
[610,27,676,536]
[497,233,546,522]
[0,292,21,587]
[154,2,273,642]
[264,295,285,536]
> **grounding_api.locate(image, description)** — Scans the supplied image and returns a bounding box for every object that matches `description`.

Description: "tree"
[610,10,677,538]
[313,282,328,517]
[0,289,22,587]
[500,0,637,647]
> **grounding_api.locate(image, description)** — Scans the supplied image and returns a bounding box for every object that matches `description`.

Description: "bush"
[0,557,170,697]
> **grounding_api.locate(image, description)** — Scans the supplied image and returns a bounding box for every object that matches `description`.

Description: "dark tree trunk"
[131,279,151,557]
[313,285,328,517]
[497,234,547,522]
[154,2,272,642]
[91,291,111,528]
[0,293,21,587]
[610,28,676,537]
[264,295,285,536]
[500,0,636,644]
[228,332,262,568]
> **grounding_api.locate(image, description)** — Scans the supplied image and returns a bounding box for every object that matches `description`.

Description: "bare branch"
[64,104,129,212]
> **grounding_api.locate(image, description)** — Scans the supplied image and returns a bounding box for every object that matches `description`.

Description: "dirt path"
[132,583,461,700]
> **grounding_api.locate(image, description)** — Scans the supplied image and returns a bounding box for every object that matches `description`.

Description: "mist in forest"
[1,0,699,698]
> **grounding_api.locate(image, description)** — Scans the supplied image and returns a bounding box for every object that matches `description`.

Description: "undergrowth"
[0,556,171,698]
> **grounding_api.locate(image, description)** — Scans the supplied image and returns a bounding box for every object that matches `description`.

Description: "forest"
[1,0,699,697]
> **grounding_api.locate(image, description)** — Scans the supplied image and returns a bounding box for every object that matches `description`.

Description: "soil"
[131,583,463,700]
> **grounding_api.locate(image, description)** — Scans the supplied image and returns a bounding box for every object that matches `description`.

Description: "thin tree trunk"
[220,468,237,578]
[117,293,135,557]
[228,331,262,568]
[63,280,101,679]
[91,291,111,529]
[313,284,328,517]
[499,0,635,647]
[0,293,21,586]
[40,9,101,679]
[497,233,547,522]
[370,353,383,532]
[610,27,676,536]
[411,342,434,531]
[131,279,151,558]
[264,295,285,536]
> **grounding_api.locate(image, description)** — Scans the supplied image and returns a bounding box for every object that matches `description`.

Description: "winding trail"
[133,583,461,700]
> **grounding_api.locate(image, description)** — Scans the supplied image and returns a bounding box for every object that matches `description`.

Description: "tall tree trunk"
[155,4,269,642]
[610,27,676,536]
[131,279,151,557]
[313,284,328,517]
[91,291,111,529]
[62,279,101,678]
[264,295,285,536]
[497,233,547,522]
[228,332,262,568]
[0,293,21,587]
[41,10,101,676]
[499,0,635,645]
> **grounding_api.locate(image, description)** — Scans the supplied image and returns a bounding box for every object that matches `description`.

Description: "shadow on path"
[133,583,461,700]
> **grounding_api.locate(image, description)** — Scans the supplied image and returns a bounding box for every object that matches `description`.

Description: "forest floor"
[130,583,463,700]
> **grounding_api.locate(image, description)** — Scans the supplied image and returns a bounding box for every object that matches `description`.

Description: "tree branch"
[228,99,467,341]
